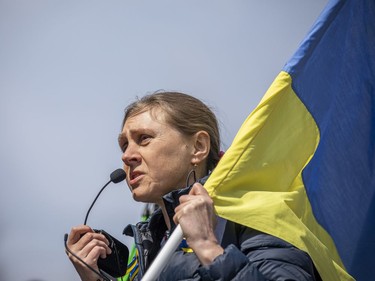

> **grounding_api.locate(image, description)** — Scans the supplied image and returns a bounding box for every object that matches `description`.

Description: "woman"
[67,91,320,281]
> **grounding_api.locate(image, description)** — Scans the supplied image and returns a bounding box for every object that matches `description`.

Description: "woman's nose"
[121,143,140,166]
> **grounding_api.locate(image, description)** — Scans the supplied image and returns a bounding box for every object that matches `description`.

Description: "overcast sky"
[0,1,328,280]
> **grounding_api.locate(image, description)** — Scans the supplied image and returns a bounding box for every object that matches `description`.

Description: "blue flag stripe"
[284,0,375,279]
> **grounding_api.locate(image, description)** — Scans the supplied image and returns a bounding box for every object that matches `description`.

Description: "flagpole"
[141,224,183,281]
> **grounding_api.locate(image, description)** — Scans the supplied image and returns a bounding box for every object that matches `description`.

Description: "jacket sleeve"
[197,226,319,281]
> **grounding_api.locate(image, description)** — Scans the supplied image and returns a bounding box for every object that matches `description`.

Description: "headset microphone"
[84,168,126,225]
[64,168,129,280]
[110,168,127,183]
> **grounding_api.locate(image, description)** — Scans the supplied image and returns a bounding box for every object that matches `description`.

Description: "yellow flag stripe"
[205,71,353,281]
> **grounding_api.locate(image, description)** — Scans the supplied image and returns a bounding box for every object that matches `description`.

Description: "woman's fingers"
[83,237,112,260]
[175,183,213,219]
[173,183,224,264]
[68,225,93,245]
[66,225,112,268]
[174,183,215,231]
[78,232,112,258]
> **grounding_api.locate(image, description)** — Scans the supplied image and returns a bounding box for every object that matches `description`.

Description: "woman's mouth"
[129,171,144,186]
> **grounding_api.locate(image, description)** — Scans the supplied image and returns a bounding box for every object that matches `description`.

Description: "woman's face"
[119,108,195,203]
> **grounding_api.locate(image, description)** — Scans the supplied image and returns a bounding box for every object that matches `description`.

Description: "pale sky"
[0,1,327,280]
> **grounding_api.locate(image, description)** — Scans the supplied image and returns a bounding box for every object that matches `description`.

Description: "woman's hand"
[173,183,224,265]
[66,225,112,281]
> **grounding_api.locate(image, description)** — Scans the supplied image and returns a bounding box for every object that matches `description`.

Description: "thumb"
[189,182,209,196]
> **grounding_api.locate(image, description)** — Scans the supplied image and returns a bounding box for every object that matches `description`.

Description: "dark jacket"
[124,181,321,281]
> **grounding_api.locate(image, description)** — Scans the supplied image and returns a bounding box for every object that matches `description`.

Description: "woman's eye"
[121,142,128,152]
[139,135,151,144]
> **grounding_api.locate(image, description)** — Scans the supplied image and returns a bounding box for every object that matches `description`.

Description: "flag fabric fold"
[205,0,375,280]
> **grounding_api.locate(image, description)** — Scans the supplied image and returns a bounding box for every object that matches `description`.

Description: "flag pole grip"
[141,224,183,281]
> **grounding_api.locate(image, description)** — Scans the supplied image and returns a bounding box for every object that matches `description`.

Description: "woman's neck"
[156,199,171,230]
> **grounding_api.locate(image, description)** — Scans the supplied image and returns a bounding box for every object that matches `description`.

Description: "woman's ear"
[192,131,210,165]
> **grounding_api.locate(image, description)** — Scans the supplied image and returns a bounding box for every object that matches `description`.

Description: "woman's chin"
[132,191,151,203]
[132,192,143,202]
[132,192,160,204]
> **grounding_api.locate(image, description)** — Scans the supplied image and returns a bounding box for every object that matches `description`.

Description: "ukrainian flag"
[205,0,374,280]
